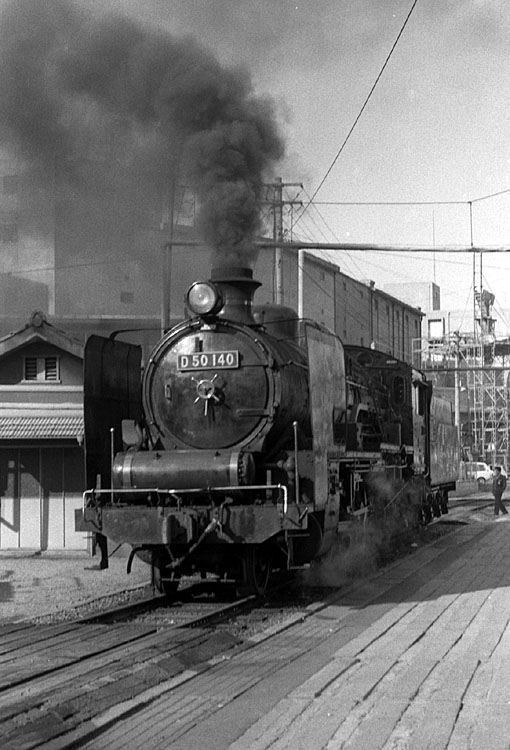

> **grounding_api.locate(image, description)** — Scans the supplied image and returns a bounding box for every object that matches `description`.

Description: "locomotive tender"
[78,265,459,594]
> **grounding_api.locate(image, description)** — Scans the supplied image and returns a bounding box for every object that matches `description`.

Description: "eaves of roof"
[0,415,84,440]
[0,324,83,360]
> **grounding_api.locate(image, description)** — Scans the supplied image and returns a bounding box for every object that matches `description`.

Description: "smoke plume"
[0,0,284,266]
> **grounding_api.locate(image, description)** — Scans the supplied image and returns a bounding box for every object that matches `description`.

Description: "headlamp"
[186,281,223,316]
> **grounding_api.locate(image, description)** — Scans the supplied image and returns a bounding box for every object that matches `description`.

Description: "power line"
[305,189,510,208]
[297,187,367,279]
[297,0,420,220]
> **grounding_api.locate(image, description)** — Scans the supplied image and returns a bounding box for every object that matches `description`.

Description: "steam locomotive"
[77,266,459,595]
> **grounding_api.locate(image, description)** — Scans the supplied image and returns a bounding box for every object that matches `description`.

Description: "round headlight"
[186,281,223,316]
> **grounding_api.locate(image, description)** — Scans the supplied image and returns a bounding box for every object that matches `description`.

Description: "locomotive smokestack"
[210,266,261,324]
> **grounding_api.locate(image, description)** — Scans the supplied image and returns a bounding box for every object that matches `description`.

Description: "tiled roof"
[0,416,84,440]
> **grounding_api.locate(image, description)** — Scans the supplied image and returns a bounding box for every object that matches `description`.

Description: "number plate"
[178,350,239,371]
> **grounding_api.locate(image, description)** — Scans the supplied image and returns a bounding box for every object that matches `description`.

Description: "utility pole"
[274,177,284,305]
[161,180,176,336]
[453,332,461,451]
[264,178,302,304]
[298,248,305,319]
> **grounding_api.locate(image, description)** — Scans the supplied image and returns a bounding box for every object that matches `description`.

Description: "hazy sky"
[8,0,510,327]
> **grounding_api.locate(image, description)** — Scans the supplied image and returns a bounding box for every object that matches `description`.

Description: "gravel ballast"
[0,549,151,623]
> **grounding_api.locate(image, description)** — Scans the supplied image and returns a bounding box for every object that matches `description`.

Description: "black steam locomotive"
[77,266,458,594]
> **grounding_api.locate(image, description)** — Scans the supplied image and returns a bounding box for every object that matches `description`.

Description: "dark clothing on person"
[492,471,508,516]
[94,532,109,569]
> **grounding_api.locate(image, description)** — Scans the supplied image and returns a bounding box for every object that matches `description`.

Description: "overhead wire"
[291,188,367,280]
[296,0,421,222]
[260,0,510,346]
[284,192,479,321]
[298,187,367,278]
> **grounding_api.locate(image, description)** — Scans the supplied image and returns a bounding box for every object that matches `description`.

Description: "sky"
[4,0,510,329]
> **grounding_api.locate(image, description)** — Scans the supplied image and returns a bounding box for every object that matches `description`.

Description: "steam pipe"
[167,239,510,253]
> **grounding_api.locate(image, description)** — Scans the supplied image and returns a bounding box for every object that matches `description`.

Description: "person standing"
[492,466,508,517]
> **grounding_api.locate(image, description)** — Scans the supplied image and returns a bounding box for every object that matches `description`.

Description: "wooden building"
[0,312,86,550]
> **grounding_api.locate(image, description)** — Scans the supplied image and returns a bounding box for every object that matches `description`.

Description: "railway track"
[0,505,486,749]
[79,586,261,629]
[0,578,326,750]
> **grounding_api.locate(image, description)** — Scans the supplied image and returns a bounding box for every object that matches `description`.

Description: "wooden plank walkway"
[70,519,510,750]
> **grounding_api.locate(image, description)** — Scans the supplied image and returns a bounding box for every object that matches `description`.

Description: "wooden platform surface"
[60,516,510,750]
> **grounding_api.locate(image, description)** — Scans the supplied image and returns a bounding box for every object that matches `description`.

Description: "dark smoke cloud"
[0,0,284,266]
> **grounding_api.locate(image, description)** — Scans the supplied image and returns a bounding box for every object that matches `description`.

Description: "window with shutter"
[45,357,58,380]
[24,357,38,380]
[23,356,60,382]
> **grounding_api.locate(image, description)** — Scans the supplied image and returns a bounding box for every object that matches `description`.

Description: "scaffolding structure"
[414,289,510,468]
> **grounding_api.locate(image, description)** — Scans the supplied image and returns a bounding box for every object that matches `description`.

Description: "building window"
[24,356,60,382]
[428,319,444,340]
